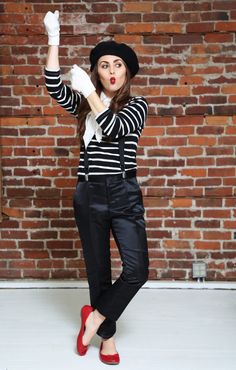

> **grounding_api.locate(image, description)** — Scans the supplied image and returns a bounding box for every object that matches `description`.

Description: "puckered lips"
[110,77,116,85]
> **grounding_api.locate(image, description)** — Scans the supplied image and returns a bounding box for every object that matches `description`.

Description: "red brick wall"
[1,1,236,280]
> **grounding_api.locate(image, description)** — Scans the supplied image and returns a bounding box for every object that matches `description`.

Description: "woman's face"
[97,55,127,98]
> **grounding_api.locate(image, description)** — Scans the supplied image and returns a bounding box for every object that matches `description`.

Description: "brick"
[156,23,183,33]
[187,157,214,166]
[2,207,24,219]
[165,219,191,228]
[37,260,64,269]
[208,168,235,177]
[0,97,20,106]
[188,137,216,146]
[114,35,141,45]
[191,44,221,55]
[21,96,50,106]
[30,231,58,241]
[0,240,16,249]
[51,250,78,259]
[194,241,221,250]
[0,117,25,126]
[7,187,34,198]
[171,199,192,208]
[115,14,141,23]
[28,137,55,147]
[217,157,236,166]
[184,3,211,11]
[154,2,182,12]
[143,13,170,22]
[224,220,236,229]
[125,23,153,34]
[223,242,236,250]
[179,76,204,85]
[150,168,177,177]
[146,187,173,197]
[9,261,36,269]
[215,21,236,31]
[181,168,207,178]
[187,22,214,33]
[179,230,201,239]
[214,106,236,115]
[229,96,236,103]
[187,56,209,65]
[4,3,33,13]
[221,85,236,94]
[159,137,187,147]
[135,87,162,98]
[200,95,227,105]
[86,14,113,23]
[213,1,236,10]
[161,270,187,279]
[9,199,32,208]
[176,116,204,126]
[0,270,21,279]
[173,34,202,44]
[176,187,203,197]
[1,230,28,240]
[162,86,190,96]
[0,14,25,24]
[172,12,200,22]
[142,127,164,136]
[205,116,230,125]
[62,4,87,13]
[135,45,161,55]
[213,55,236,64]
[201,12,229,21]
[204,231,231,240]
[204,33,234,43]
[166,126,194,136]
[47,241,74,250]
[123,2,152,13]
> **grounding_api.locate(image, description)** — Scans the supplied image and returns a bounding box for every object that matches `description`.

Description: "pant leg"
[73,181,116,338]
[94,177,149,322]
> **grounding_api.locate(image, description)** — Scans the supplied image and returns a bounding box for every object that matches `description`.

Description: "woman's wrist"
[87,91,106,116]
[46,45,60,71]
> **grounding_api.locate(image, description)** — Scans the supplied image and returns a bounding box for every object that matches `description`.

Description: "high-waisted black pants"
[73,174,149,339]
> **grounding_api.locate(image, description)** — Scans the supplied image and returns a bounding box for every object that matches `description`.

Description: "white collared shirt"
[83,92,111,148]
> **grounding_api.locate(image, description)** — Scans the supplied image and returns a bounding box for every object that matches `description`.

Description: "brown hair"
[76,64,131,143]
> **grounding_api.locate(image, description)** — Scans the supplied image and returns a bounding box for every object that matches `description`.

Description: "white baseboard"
[0,280,235,290]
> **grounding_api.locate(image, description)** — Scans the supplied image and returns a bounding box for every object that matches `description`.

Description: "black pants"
[73,174,149,339]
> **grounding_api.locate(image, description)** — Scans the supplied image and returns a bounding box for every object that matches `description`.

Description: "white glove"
[43,10,60,46]
[70,64,96,98]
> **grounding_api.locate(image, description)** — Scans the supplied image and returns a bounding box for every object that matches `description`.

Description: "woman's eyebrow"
[99,58,123,64]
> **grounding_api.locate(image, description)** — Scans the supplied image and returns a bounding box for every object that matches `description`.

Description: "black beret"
[90,40,139,78]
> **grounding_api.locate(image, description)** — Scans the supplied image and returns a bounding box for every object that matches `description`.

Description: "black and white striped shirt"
[44,69,148,176]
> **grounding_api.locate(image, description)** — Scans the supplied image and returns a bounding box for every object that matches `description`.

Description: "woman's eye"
[101,64,108,69]
[115,63,122,68]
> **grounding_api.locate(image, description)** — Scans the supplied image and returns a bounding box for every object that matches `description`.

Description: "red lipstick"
[110,77,116,85]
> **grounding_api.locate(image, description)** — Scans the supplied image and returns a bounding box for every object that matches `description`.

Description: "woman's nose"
[109,67,115,74]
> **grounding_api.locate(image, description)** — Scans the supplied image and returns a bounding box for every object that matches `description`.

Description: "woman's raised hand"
[44,10,60,46]
[70,65,96,98]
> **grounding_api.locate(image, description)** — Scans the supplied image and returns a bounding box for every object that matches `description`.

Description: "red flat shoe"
[99,343,120,365]
[77,305,93,356]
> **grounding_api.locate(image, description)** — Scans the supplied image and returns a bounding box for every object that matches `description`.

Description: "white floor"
[0,283,236,370]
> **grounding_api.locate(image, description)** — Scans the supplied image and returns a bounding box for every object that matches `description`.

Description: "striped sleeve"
[44,68,82,116]
[95,96,148,140]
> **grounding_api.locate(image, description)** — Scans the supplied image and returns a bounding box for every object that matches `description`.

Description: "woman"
[44,10,149,365]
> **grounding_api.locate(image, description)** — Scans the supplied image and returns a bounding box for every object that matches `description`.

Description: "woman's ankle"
[101,336,118,355]
[93,309,105,327]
